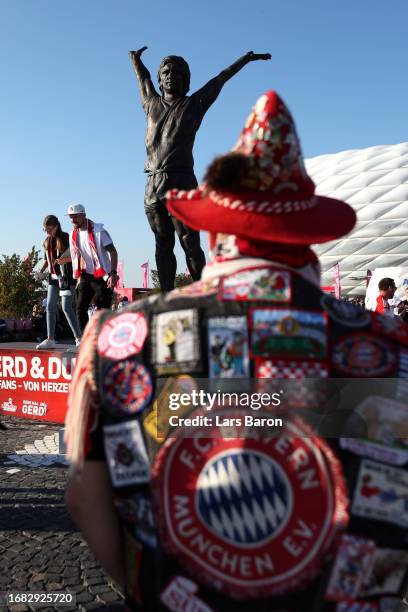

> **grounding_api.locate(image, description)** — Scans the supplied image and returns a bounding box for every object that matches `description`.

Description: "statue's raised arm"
[129,46,158,107]
[216,50,272,86]
[194,50,272,113]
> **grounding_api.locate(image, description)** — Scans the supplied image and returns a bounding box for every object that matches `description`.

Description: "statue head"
[157,56,191,97]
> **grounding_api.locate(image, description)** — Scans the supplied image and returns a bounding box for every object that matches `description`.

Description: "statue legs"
[146,206,177,291]
[146,204,206,291]
[171,215,206,281]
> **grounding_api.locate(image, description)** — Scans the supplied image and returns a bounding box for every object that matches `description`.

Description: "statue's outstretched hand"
[129,47,148,61]
[246,51,272,61]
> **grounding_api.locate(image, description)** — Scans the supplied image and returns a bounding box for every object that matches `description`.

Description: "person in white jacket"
[59,204,119,332]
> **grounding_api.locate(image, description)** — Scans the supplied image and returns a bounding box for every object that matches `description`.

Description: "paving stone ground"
[0,417,125,611]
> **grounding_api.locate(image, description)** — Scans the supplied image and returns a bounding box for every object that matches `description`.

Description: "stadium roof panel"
[306,142,408,295]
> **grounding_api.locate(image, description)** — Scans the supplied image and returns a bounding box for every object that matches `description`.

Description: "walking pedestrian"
[61,204,119,332]
[35,215,81,349]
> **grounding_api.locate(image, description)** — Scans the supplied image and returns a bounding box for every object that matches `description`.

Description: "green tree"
[0,248,43,318]
[150,270,192,290]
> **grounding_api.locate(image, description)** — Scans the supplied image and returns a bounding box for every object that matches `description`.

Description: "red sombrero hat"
[166,91,356,245]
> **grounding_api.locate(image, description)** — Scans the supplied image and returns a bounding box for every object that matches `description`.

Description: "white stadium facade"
[305,142,408,296]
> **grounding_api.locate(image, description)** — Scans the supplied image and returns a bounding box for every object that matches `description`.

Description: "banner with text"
[0,348,75,423]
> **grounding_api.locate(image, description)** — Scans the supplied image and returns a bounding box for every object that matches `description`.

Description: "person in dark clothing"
[35,214,81,349]
[129,47,271,291]
[397,285,408,323]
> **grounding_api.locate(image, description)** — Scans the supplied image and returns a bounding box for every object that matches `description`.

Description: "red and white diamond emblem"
[152,419,348,599]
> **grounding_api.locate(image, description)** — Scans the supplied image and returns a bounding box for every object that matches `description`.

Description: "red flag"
[117,260,124,289]
[333,262,341,299]
[141,262,149,289]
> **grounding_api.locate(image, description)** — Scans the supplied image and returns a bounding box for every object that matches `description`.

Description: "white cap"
[66,203,86,215]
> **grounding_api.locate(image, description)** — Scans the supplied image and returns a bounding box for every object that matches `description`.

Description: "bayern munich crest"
[97,312,148,360]
[102,361,153,415]
[152,419,348,599]
[332,334,395,376]
[196,450,292,547]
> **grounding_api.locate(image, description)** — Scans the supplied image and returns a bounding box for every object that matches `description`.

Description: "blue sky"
[0,0,407,286]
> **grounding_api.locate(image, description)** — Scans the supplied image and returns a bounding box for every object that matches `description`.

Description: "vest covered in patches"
[91,263,408,612]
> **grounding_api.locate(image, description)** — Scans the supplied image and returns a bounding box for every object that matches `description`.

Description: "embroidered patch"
[361,547,408,597]
[371,312,408,346]
[332,335,395,376]
[97,312,148,360]
[166,278,220,301]
[321,295,371,328]
[143,400,161,444]
[325,534,375,602]
[396,348,408,401]
[379,597,403,612]
[208,316,249,378]
[104,421,150,487]
[102,361,152,415]
[250,308,327,359]
[219,267,291,302]
[336,601,378,611]
[351,459,408,528]
[115,493,157,548]
[354,396,408,445]
[152,419,348,599]
[160,576,213,612]
[255,359,329,409]
[143,375,198,443]
[255,358,329,379]
[152,309,200,374]
[340,439,408,467]
[342,395,408,464]
[399,348,408,377]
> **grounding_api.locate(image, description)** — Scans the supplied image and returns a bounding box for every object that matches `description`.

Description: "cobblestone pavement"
[0,417,125,611]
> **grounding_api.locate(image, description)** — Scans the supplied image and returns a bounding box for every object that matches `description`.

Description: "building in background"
[306,142,408,296]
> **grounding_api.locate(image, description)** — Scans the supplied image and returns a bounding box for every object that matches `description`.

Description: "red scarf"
[375,295,391,315]
[72,219,106,279]
[236,237,318,268]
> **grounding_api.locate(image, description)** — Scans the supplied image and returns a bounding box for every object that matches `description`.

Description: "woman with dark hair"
[36,215,81,349]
